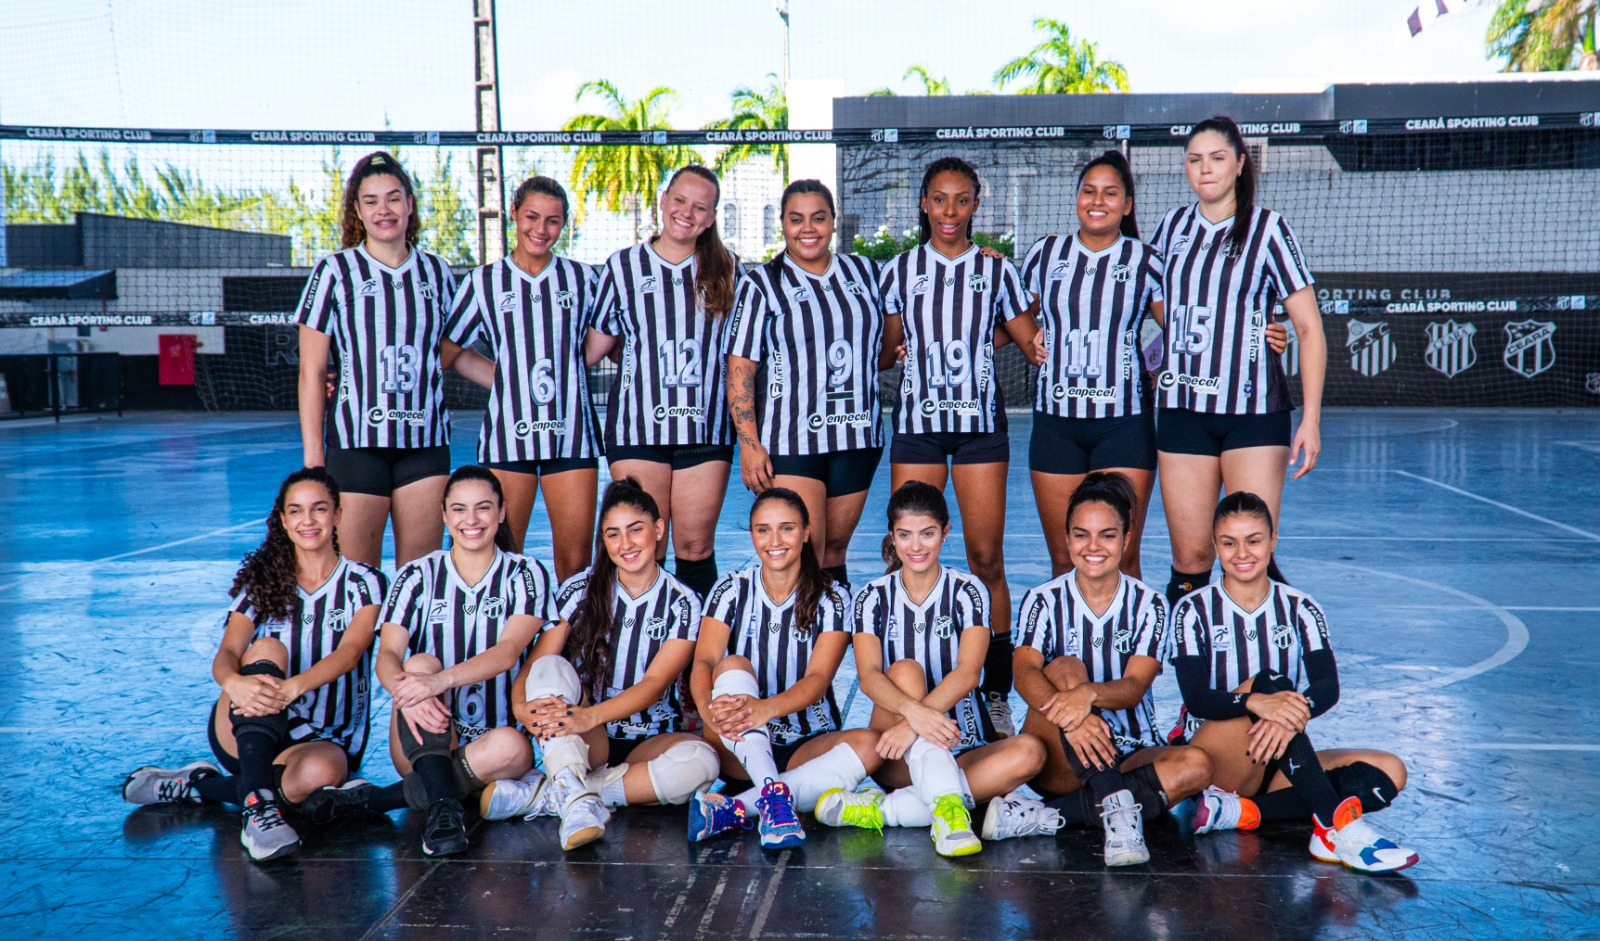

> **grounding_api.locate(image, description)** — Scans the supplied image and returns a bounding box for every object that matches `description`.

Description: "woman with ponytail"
[1150,117,1326,606]
[817,482,1046,858]
[1170,492,1416,874]
[589,166,739,601]
[684,488,884,850]
[492,477,719,852]
[121,468,385,863]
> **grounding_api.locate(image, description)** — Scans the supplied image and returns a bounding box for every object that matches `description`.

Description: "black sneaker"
[300,778,377,826]
[421,797,469,857]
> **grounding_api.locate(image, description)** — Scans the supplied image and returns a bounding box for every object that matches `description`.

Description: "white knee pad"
[524,655,582,705]
[711,667,761,701]
[646,741,719,806]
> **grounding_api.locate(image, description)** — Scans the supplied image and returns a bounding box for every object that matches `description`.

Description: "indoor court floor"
[2,408,1597,940]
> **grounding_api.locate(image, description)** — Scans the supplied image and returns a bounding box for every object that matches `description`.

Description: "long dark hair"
[664,165,736,318]
[443,465,515,553]
[340,151,420,249]
[1078,150,1139,239]
[1184,116,1255,257]
[230,467,342,624]
[751,488,837,637]
[1213,491,1288,583]
[1067,470,1137,534]
[570,477,661,701]
[765,178,837,284]
[917,156,981,245]
[880,480,951,574]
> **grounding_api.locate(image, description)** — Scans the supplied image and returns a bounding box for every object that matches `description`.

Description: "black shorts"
[484,456,599,477]
[721,729,836,786]
[206,706,363,777]
[891,428,1010,467]
[769,446,884,497]
[1031,743,1157,802]
[1156,408,1292,457]
[607,443,733,471]
[606,734,649,766]
[324,444,451,497]
[1029,410,1156,475]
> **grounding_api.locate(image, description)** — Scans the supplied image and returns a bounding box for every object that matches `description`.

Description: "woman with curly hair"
[120,467,386,863]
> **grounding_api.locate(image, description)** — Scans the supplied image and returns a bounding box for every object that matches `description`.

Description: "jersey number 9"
[827,339,854,388]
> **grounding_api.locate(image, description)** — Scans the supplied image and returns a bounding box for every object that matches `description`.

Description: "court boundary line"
[1393,469,1600,542]
[0,519,261,595]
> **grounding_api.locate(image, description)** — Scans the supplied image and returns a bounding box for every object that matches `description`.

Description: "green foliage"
[850,225,1014,261]
[993,18,1129,94]
[708,74,788,182]
[414,150,475,265]
[563,80,700,242]
[1487,0,1598,72]
[973,230,1015,258]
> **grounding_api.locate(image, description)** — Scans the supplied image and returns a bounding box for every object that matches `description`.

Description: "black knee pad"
[231,660,290,742]
[1249,670,1297,695]
[675,554,718,599]
[1123,762,1170,821]
[397,712,454,766]
[981,630,1015,694]
[451,745,486,798]
[1326,761,1399,813]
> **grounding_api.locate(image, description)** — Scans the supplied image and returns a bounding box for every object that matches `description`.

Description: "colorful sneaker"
[984,693,1015,739]
[1192,785,1260,834]
[755,779,806,849]
[930,794,982,857]
[300,778,376,826]
[688,790,754,842]
[815,787,886,832]
[421,797,469,857]
[1099,789,1150,866]
[121,761,220,805]
[240,790,301,862]
[980,793,1065,840]
[1312,796,1418,873]
[479,769,548,821]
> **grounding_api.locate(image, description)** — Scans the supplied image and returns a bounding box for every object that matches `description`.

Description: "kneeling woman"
[121,468,384,862]
[818,482,1046,857]
[1014,472,1213,866]
[358,466,557,857]
[495,478,720,850]
[687,488,883,849]
[1172,492,1416,873]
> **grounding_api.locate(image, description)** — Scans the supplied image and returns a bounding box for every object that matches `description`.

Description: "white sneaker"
[981,793,1066,840]
[1100,789,1150,866]
[548,766,609,851]
[985,693,1015,739]
[930,794,982,858]
[478,769,549,821]
[1314,796,1418,873]
[1193,784,1260,834]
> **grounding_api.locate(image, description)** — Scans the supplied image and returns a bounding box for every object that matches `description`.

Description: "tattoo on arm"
[730,365,759,444]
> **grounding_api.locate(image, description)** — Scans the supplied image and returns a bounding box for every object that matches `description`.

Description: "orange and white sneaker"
[1311,796,1418,873]
[1192,785,1260,834]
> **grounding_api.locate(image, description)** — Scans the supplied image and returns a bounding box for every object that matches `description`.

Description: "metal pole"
[775,1,789,94]
[473,0,506,265]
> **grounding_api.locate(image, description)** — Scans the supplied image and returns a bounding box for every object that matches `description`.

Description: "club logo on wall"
[1502,320,1557,379]
[1423,320,1477,378]
[1586,373,1600,396]
[1346,320,1395,377]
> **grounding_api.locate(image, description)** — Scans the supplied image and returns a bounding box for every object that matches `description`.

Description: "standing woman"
[442,175,602,581]
[121,468,384,862]
[879,156,1035,735]
[1171,492,1416,873]
[588,166,738,600]
[1151,116,1326,604]
[727,179,886,593]
[686,487,884,849]
[297,151,458,569]
[816,481,1046,858]
[1021,152,1164,581]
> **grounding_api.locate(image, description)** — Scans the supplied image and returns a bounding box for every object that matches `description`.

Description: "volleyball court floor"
[2,408,1597,940]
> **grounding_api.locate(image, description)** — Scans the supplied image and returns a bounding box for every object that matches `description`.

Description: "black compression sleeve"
[1173,655,1254,721]
[1301,648,1340,719]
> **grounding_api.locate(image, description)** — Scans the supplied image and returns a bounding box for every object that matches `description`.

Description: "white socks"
[879,737,974,827]
[734,742,870,813]
[712,669,780,784]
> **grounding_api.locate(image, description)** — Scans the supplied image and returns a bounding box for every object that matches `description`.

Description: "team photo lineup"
[120,114,1427,878]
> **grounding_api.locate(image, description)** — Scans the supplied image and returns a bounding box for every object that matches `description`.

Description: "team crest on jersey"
[327,608,348,633]
[910,275,932,296]
[645,616,669,639]
[428,600,449,624]
[934,615,956,639]
[789,285,813,304]
[1047,261,1071,281]
[498,292,520,313]
[480,597,506,621]
[1210,625,1233,651]
[1113,624,1135,653]
[419,281,436,300]
[640,276,659,292]
[844,280,867,296]
[1502,320,1557,379]
[1270,624,1297,649]
[1111,264,1132,283]
[358,279,379,297]
[1424,320,1477,378]
[1346,320,1395,377]
[967,273,989,293]
[555,290,576,309]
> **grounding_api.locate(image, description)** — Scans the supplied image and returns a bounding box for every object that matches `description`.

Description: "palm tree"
[707,74,789,182]
[1488,0,1597,71]
[562,81,700,242]
[903,65,952,96]
[993,18,1130,94]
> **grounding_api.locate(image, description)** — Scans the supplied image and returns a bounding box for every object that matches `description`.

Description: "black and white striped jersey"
[1014,571,1169,751]
[853,566,991,749]
[296,245,457,448]
[554,567,702,740]
[1149,206,1314,415]
[1021,234,1164,419]
[443,256,601,462]
[879,244,1026,434]
[228,557,386,756]
[727,254,886,455]
[703,566,850,745]
[592,243,737,448]
[381,550,556,743]
[1171,580,1330,698]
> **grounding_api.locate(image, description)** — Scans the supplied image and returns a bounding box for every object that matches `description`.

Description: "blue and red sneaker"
[688,789,754,842]
[755,778,806,850]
